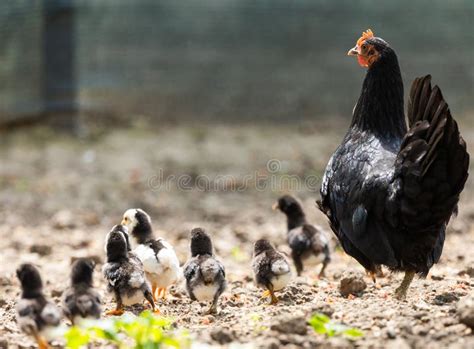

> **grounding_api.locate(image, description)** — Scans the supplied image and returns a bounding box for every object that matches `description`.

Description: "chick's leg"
[152,284,158,302]
[106,295,124,316]
[34,334,49,349]
[292,252,303,277]
[160,288,167,300]
[319,256,330,278]
[263,283,278,305]
[269,289,278,305]
[144,289,160,314]
[206,294,219,315]
[394,271,415,300]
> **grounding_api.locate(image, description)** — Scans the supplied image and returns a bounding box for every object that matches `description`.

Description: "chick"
[252,239,292,305]
[183,228,226,314]
[273,195,331,277]
[16,264,61,349]
[121,208,181,301]
[62,258,101,325]
[102,225,158,316]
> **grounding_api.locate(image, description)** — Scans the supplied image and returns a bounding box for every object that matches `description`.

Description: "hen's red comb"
[357,29,374,46]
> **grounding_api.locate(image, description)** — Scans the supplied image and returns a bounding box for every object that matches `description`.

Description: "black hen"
[318,30,469,299]
[273,195,331,277]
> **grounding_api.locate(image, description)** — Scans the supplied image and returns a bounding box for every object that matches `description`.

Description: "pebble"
[51,210,76,229]
[458,266,474,278]
[270,315,308,335]
[210,327,234,344]
[339,271,367,297]
[385,338,411,349]
[29,244,52,256]
[0,276,12,286]
[386,327,397,339]
[457,293,474,329]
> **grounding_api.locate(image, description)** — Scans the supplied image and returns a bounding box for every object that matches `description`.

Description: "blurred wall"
[1,0,473,124]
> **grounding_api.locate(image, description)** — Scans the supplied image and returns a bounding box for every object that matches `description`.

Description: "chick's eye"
[369,49,374,55]
[361,44,367,50]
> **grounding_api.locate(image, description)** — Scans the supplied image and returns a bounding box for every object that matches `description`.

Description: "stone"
[51,210,76,229]
[270,315,308,336]
[339,271,367,297]
[29,244,52,256]
[210,328,234,344]
[457,293,474,329]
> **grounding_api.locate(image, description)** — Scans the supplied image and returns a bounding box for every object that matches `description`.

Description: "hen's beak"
[347,45,359,56]
[272,202,279,210]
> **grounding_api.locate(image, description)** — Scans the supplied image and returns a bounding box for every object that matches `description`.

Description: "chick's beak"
[121,219,127,226]
[347,45,359,56]
[272,202,279,210]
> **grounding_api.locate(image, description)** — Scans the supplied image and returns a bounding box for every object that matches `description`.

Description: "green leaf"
[64,326,90,349]
[309,313,363,340]
[343,328,364,339]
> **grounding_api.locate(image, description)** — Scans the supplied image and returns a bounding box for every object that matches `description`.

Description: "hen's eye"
[361,44,367,50]
[369,49,374,55]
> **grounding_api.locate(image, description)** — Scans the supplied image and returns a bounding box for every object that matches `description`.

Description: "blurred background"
[0,0,473,128]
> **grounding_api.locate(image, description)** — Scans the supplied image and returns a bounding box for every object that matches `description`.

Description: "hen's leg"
[394,271,415,300]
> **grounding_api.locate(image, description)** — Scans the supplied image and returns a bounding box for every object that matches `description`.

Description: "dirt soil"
[1,121,474,348]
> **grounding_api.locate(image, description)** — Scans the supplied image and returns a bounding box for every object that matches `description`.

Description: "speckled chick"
[62,258,101,324]
[183,228,226,314]
[121,208,181,301]
[273,195,331,277]
[252,239,292,305]
[16,264,61,349]
[102,225,158,316]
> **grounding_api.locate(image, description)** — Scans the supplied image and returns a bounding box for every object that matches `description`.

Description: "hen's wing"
[389,75,469,271]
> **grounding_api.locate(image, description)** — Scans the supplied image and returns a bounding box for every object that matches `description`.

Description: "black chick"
[273,195,331,277]
[102,225,158,316]
[16,264,61,349]
[183,228,226,314]
[62,258,101,324]
[319,29,469,299]
[252,239,292,305]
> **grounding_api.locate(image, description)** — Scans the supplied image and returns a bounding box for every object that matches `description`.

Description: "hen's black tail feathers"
[396,75,469,232]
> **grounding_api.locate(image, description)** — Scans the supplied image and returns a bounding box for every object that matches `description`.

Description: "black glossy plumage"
[319,37,469,278]
[274,195,331,276]
[183,228,226,314]
[16,264,61,345]
[62,258,101,324]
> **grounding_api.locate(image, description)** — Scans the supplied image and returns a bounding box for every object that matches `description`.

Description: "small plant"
[65,311,190,349]
[230,246,248,262]
[248,313,268,334]
[308,313,363,340]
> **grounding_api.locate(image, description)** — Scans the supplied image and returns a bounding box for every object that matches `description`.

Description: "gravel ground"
[1,122,474,348]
